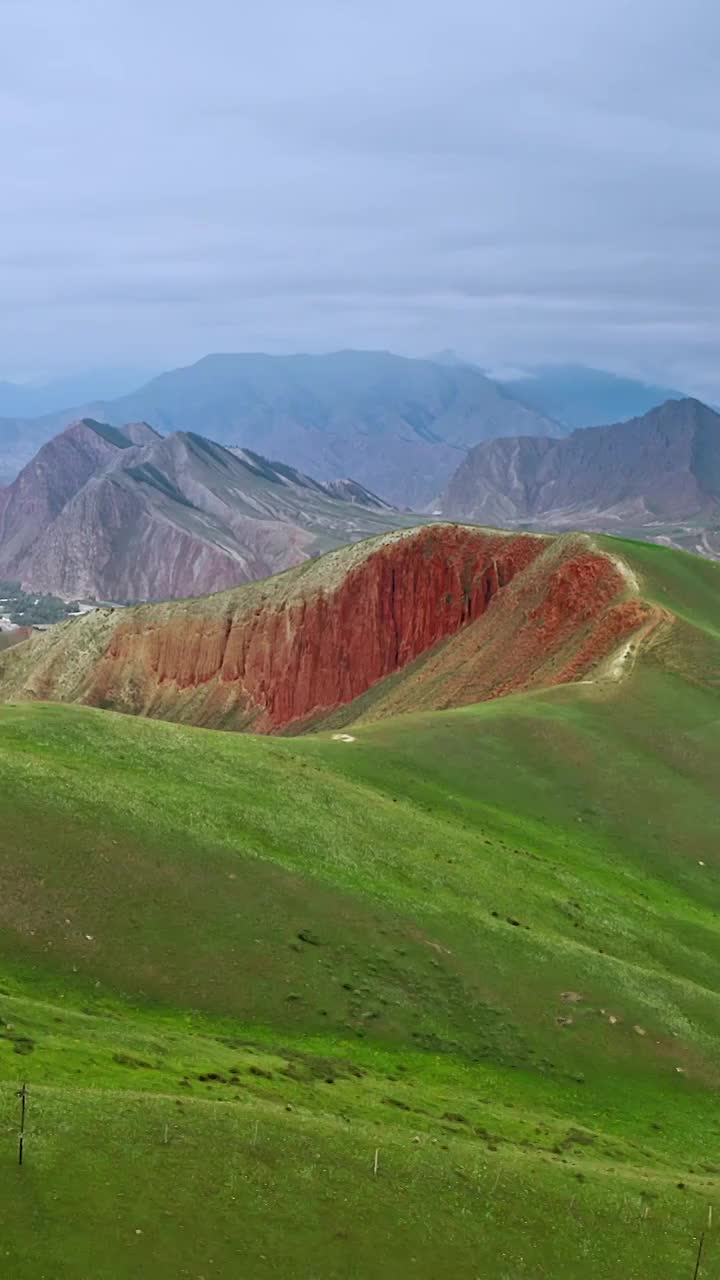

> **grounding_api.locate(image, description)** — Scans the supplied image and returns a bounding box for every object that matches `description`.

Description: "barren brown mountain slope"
[0,419,158,572]
[0,420,417,601]
[440,399,720,561]
[0,524,663,732]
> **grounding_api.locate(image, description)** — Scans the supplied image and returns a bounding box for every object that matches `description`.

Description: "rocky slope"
[440,398,720,555]
[0,524,661,733]
[0,350,561,506]
[0,419,158,568]
[0,421,417,601]
[321,478,394,509]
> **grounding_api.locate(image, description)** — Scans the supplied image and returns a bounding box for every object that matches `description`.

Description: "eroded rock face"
[87,527,546,729]
[0,525,659,733]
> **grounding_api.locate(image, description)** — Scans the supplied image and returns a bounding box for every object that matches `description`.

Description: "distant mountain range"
[0,351,561,504]
[0,419,417,601]
[0,368,154,420]
[7,396,718,612]
[429,353,689,428]
[0,351,703,546]
[440,398,720,558]
[494,364,686,428]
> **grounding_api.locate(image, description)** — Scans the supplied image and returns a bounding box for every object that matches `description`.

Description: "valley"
[0,580,81,627]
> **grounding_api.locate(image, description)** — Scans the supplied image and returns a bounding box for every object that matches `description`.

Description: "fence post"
[693,1231,705,1280]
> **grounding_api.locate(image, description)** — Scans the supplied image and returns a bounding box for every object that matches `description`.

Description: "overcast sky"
[2,0,719,394]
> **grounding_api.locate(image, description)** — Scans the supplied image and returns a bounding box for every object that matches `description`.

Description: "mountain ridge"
[0,419,417,601]
[495,363,686,427]
[440,397,720,557]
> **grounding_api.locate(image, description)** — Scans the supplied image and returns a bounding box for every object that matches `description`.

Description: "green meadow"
[0,536,718,1278]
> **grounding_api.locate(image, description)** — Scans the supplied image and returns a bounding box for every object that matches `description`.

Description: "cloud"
[1,0,720,395]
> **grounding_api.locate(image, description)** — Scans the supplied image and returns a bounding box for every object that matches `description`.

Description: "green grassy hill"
[0,537,718,1277]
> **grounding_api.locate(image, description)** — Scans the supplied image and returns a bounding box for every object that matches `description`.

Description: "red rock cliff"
[91,526,547,730]
[2,525,658,731]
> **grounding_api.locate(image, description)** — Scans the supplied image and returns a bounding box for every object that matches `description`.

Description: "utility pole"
[17,1083,27,1166]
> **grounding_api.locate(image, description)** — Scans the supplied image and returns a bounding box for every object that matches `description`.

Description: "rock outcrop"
[0,525,661,734]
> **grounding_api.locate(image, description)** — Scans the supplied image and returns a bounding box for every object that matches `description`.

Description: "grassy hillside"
[0,536,718,1276]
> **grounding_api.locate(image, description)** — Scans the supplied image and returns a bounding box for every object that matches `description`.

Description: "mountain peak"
[0,420,419,602]
[441,397,720,552]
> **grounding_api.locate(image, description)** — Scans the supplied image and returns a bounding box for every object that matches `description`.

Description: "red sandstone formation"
[92,526,546,729]
[0,525,662,733]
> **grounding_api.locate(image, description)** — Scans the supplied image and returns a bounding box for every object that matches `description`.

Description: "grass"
[0,534,718,1275]
[3,1081,713,1280]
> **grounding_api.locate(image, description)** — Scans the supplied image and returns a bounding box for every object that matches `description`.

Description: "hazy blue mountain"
[0,368,155,419]
[1,351,561,506]
[496,364,685,428]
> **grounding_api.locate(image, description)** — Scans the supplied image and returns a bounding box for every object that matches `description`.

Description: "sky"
[2,0,719,396]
